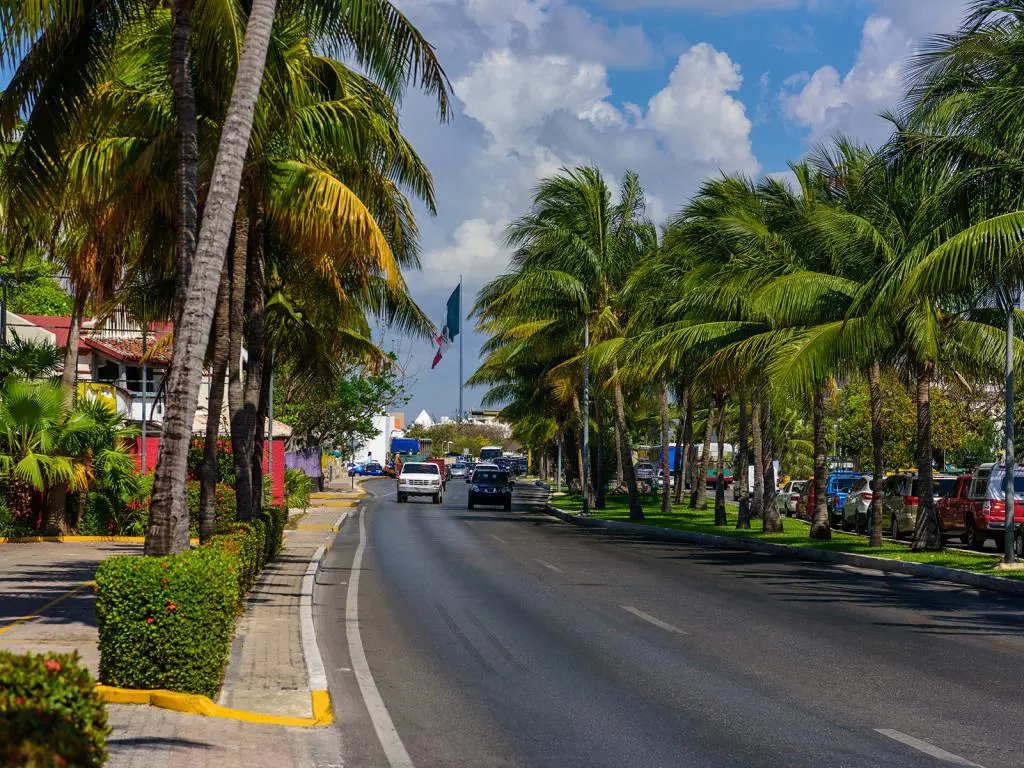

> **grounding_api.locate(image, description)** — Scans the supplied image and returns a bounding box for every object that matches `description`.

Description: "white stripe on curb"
[347,509,416,768]
[300,510,344,693]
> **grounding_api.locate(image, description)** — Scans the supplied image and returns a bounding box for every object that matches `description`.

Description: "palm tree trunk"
[43,298,83,534]
[611,366,642,520]
[671,391,688,505]
[228,214,252,521]
[170,0,198,325]
[762,399,783,533]
[912,360,941,551]
[594,393,606,509]
[660,377,671,516]
[571,392,586,495]
[674,394,691,504]
[736,388,750,529]
[614,420,624,490]
[810,386,831,540]
[868,360,885,547]
[238,205,267,519]
[751,395,764,523]
[714,393,727,526]
[146,0,281,556]
[691,399,714,510]
[251,368,271,510]
[199,261,230,543]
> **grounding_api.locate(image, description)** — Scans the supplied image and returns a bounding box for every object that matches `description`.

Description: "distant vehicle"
[349,461,383,477]
[513,457,529,475]
[468,468,513,510]
[450,463,470,479]
[469,462,499,482]
[397,462,444,504]
[634,461,656,482]
[825,472,866,528]
[936,465,1024,552]
[479,446,504,463]
[842,476,874,532]
[776,480,806,516]
[882,472,958,540]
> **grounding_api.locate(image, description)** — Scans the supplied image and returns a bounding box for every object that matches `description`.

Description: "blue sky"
[396,0,972,421]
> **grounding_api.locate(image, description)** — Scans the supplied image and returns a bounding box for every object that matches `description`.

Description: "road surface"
[315,479,1024,768]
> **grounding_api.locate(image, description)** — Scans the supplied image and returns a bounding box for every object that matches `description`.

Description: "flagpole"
[459,275,464,422]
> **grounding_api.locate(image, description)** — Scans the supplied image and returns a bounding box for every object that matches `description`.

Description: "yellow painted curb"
[312,500,357,508]
[96,685,334,727]
[311,492,364,499]
[0,535,199,545]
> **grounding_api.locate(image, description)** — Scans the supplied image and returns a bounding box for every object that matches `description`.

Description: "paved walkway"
[0,479,366,767]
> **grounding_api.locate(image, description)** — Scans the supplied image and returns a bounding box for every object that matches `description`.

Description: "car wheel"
[964,519,982,550]
[433,493,441,505]
[891,515,901,541]
[468,500,475,510]
[397,493,405,504]
[504,498,512,511]
[1014,530,1024,559]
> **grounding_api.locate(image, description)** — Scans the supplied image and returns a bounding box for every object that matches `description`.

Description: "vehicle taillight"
[904,496,919,505]
[862,491,873,500]
[833,495,840,506]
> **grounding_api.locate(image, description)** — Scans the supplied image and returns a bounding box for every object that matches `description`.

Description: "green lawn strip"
[549,493,1019,579]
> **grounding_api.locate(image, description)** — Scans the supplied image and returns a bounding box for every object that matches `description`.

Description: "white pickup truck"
[397,462,444,504]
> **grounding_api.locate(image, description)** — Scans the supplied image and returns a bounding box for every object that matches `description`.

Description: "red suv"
[936,464,1024,552]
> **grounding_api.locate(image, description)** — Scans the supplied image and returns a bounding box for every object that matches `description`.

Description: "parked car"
[349,461,384,477]
[450,463,470,479]
[842,476,875,532]
[775,480,806,516]
[825,473,867,528]
[468,467,513,510]
[397,462,444,504]
[635,461,657,482]
[882,472,958,540]
[936,465,1024,552]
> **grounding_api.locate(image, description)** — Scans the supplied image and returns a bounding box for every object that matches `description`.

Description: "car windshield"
[403,463,438,475]
[366,463,381,471]
[453,464,467,470]
[831,478,859,492]
[474,471,509,484]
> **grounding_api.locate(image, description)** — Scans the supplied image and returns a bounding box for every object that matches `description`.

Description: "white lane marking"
[347,512,415,767]
[490,534,509,544]
[534,558,564,574]
[875,729,986,767]
[621,606,688,635]
[300,542,330,691]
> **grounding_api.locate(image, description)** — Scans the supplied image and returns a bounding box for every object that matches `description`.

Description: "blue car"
[349,461,383,477]
[826,472,865,527]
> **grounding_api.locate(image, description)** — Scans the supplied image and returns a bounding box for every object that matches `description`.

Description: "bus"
[479,445,503,463]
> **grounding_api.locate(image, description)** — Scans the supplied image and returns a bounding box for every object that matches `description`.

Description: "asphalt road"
[316,478,1024,768]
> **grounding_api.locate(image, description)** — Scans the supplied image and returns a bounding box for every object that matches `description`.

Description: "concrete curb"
[544,504,1024,598]
[97,685,332,727]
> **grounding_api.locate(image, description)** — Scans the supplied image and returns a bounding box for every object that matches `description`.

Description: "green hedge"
[186,481,237,535]
[205,520,265,596]
[95,548,240,698]
[261,505,288,561]
[0,651,109,767]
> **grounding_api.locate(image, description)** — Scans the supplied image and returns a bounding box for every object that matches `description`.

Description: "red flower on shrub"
[45,659,61,673]
[166,602,177,612]
[145,616,154,624]
[14,696,23,706]
[161,562,169,570]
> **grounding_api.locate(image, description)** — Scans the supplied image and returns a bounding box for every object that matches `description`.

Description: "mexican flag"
[431,284,461,369]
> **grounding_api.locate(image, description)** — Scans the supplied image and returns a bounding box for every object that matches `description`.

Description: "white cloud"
[419,218,508,290]
[593,0,801,9]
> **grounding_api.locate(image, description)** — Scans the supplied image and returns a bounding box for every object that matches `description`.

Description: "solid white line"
[347,511,415,768]
[300,542,330,691]
[875,729,986,767]
[621,606,688,635]
[490,534,509,544]
[534,558,564,574]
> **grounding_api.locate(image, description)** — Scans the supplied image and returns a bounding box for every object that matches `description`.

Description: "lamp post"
[1003,286,1017,564]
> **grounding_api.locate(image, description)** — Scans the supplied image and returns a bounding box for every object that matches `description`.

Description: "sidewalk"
[0,480,364,767]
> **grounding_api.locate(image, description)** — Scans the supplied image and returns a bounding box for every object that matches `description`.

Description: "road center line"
[346,512,415,768]
[875,729,986,767]
[490,534,509,544]
[534,558,564,574]
[621,606,688,635]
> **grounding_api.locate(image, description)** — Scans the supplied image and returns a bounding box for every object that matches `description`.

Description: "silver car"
[450,463,469,479]
[775,480,806,516]
[842,475,873,532]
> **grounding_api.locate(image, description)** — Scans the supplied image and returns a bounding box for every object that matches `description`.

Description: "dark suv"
[468,469,513,510]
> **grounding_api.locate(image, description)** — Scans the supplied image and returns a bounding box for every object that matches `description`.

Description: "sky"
[394,0,974,421]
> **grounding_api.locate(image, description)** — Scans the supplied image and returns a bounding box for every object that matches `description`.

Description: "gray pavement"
[317,478,1024,768]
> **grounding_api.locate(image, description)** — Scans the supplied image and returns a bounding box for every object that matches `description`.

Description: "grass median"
[548,492,1022,579]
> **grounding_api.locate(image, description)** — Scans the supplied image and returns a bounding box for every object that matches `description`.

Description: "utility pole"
[1004,286,1017,564]
[459,275,464,422]
[141,320,148,474]
[268,354,275,505]
[582,320,590,516]
[557,436,563,494]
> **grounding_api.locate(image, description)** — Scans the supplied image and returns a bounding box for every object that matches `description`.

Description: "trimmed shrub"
[203,520,266,596]
[95,548,239,698]
[261,504,288,561]
[0,651,109,767]
[186,481,238,535]
[186,436,235,484]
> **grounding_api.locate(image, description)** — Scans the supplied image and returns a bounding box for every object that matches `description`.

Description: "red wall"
[133,436,286,505]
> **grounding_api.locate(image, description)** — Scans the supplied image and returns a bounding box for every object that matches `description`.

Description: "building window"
[125,365,160,393]
[96,360,119,384]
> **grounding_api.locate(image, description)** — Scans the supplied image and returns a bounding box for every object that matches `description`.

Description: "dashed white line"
[621,606,688,635]
[875,729,986,767]
[490,534,509,544]
[534,558,564,574]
